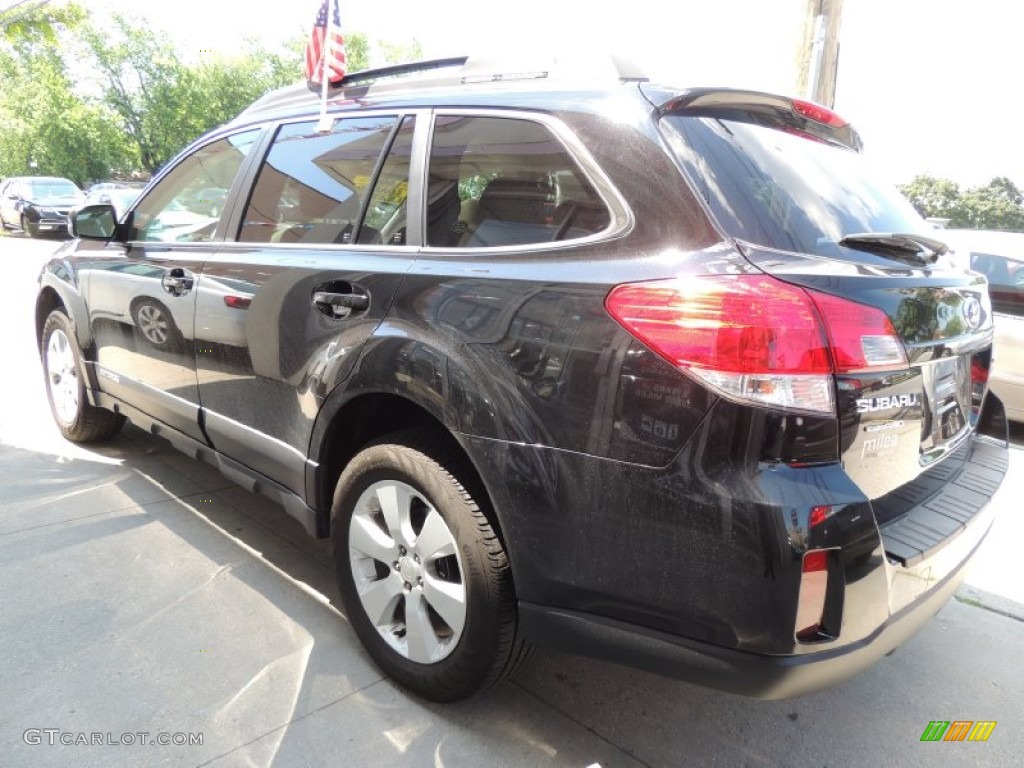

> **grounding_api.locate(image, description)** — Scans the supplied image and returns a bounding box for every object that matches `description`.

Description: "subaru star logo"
[962,296,983,330]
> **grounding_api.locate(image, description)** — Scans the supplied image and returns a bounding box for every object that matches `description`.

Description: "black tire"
[41,309,125,442]
[131,298,181,350]
[332,431,529,701]
[22,214,39,238]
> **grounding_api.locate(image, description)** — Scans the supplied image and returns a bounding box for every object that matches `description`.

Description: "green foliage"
[0,3,127,184]
[0,3,417,182]
[344,33,421,74]
[81,15,302,173]
[899,174,1024,231]
[378,38,424,65]
[957,177,1024,231]
[346,32,370,73]
[0,1,84,45]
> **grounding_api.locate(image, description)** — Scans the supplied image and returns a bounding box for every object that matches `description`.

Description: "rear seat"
[466,178,557,247]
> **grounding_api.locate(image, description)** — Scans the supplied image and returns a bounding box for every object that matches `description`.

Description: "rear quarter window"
[425,115,612,249]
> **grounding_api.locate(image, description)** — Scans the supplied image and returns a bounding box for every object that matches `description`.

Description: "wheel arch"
[308,390,508,551]
[35,286,66,348]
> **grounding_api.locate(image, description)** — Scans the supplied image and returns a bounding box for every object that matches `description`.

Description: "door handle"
[161,268,194,296]
[313,291,369,318]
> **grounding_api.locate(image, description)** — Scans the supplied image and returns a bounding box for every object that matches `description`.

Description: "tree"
[0,3,435,182]
[81,14,300,173]
[899,174,1024,231]
[0,2,129,183]
[958,177,1024,231]
[345,31,370,72]
[898,174,963,222]
[0,0,82,43]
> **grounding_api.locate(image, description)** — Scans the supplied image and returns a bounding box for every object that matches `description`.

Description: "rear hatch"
[646,86,1000,567]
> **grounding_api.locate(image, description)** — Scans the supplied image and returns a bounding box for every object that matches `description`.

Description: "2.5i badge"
[856,393,921,413]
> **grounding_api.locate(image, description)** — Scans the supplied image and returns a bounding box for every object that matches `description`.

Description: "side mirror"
[71,204,117,240]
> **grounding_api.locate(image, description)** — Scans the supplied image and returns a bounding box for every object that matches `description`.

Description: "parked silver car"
[943,229,1024,422]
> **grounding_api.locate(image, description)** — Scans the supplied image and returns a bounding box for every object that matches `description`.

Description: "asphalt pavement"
[1,232,1022,768]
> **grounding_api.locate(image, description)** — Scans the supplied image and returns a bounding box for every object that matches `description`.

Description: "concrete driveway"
[1,233,1021,767]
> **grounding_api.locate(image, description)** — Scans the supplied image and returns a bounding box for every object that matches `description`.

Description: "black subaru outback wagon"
[38,56,1008,702]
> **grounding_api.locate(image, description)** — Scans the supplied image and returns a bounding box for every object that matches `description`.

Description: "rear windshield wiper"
[839,232,949,264]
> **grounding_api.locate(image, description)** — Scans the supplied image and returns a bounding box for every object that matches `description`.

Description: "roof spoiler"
[650,87,863,152]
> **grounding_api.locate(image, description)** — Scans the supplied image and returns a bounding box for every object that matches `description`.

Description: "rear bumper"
[521,494,993,699]
[516,432,1007,699]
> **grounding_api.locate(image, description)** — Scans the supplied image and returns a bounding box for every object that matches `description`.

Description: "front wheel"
[332,432,529,701]
[41,309,125,442]
[21,214,39,238]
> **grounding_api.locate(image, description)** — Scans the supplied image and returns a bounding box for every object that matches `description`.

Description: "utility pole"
[796,0,844,107]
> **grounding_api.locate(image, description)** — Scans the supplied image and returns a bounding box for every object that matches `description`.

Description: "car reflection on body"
[943,229,1024,422]
[86,262,256,350]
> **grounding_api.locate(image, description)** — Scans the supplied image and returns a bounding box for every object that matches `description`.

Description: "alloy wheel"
[136,303,169,345]
[46,328,79,426]
[348,480,467,664]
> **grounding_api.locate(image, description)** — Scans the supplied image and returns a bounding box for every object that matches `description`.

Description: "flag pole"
[316,0,336,132]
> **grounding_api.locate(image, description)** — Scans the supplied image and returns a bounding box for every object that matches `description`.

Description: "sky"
[81,0,1022,191]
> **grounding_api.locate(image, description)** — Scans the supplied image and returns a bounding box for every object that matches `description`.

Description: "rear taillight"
[605,275,907,414]
[807,291,905,372]
[224,295,252,309]
[795,549,831,641]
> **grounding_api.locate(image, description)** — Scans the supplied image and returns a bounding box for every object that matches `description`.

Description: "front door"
[82,130,262,441]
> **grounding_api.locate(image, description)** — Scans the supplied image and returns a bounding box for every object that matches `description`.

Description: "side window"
[130,130,260,243]
[425,116,611,248]
[239,115,398,245]
[357,116,415,245]
[971,251,1024,317]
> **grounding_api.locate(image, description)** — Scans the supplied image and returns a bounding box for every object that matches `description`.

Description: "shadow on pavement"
[2,424,639,767]
[3,412,1023,767]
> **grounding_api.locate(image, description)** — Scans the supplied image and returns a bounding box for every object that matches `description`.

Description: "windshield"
[662,116,932,261]
[27,180,80,198]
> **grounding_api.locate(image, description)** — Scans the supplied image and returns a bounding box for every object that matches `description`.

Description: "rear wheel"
[41,309,125,442]
[332,431,529,701]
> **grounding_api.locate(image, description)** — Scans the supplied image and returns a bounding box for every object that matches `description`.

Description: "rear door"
[194,113,419,495]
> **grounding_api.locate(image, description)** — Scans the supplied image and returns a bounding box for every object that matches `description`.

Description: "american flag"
[304,0,347,84]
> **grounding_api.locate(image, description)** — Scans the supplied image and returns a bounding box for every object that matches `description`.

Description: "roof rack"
[329,56,469,89]
[310,53,647,93]
[234,54,648,125]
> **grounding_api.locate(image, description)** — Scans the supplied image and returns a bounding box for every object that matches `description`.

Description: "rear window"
[662,116,930,260]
